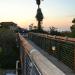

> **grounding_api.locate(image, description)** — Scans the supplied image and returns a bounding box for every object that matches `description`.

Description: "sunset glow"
[0,0,75,31]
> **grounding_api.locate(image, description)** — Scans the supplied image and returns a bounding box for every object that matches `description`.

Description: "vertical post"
[20,46,25,75]
[52,46,56,56]
[73,45,75,71]
[16,60,19,75]
[23,53,27,75]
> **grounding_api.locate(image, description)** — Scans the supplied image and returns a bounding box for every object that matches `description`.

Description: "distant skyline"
[0,0,75,31]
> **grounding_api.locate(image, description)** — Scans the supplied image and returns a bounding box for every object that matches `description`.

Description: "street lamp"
[52,46,56,56]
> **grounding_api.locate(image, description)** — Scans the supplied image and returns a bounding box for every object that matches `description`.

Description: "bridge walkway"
[27,39,75,75]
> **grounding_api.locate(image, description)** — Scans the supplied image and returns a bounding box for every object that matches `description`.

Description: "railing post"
[20,45,26,75]
[73,45,75,71]
[16,60,19,75]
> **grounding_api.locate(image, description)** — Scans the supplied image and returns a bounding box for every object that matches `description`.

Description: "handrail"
[19,33,65,75]
[29,32,75,43]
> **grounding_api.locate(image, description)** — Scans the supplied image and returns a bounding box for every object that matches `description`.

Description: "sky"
[0,0,75,31]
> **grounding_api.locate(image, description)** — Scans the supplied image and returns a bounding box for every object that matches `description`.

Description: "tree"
[36,0,41,6]
[35,0,44,31]
[33,26,37,30]
[70,18,75,37]
[36,0,44,7]
[72,18,75,24]
[36,8,44,30]
[70,25,75,32]
[29,24,33,30]
[70,18,75,33]
[49,27,61,35]
[0,28,19,69]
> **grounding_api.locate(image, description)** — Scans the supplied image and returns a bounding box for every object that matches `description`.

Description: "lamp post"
[52,46,56,56]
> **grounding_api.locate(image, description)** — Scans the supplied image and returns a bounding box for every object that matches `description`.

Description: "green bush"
[0,28,19,69]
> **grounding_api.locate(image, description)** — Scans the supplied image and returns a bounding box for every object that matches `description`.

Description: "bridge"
[17,32,75,75]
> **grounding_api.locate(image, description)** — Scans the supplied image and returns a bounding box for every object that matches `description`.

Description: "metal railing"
[18,33,65,75]
[28,32,75,71]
